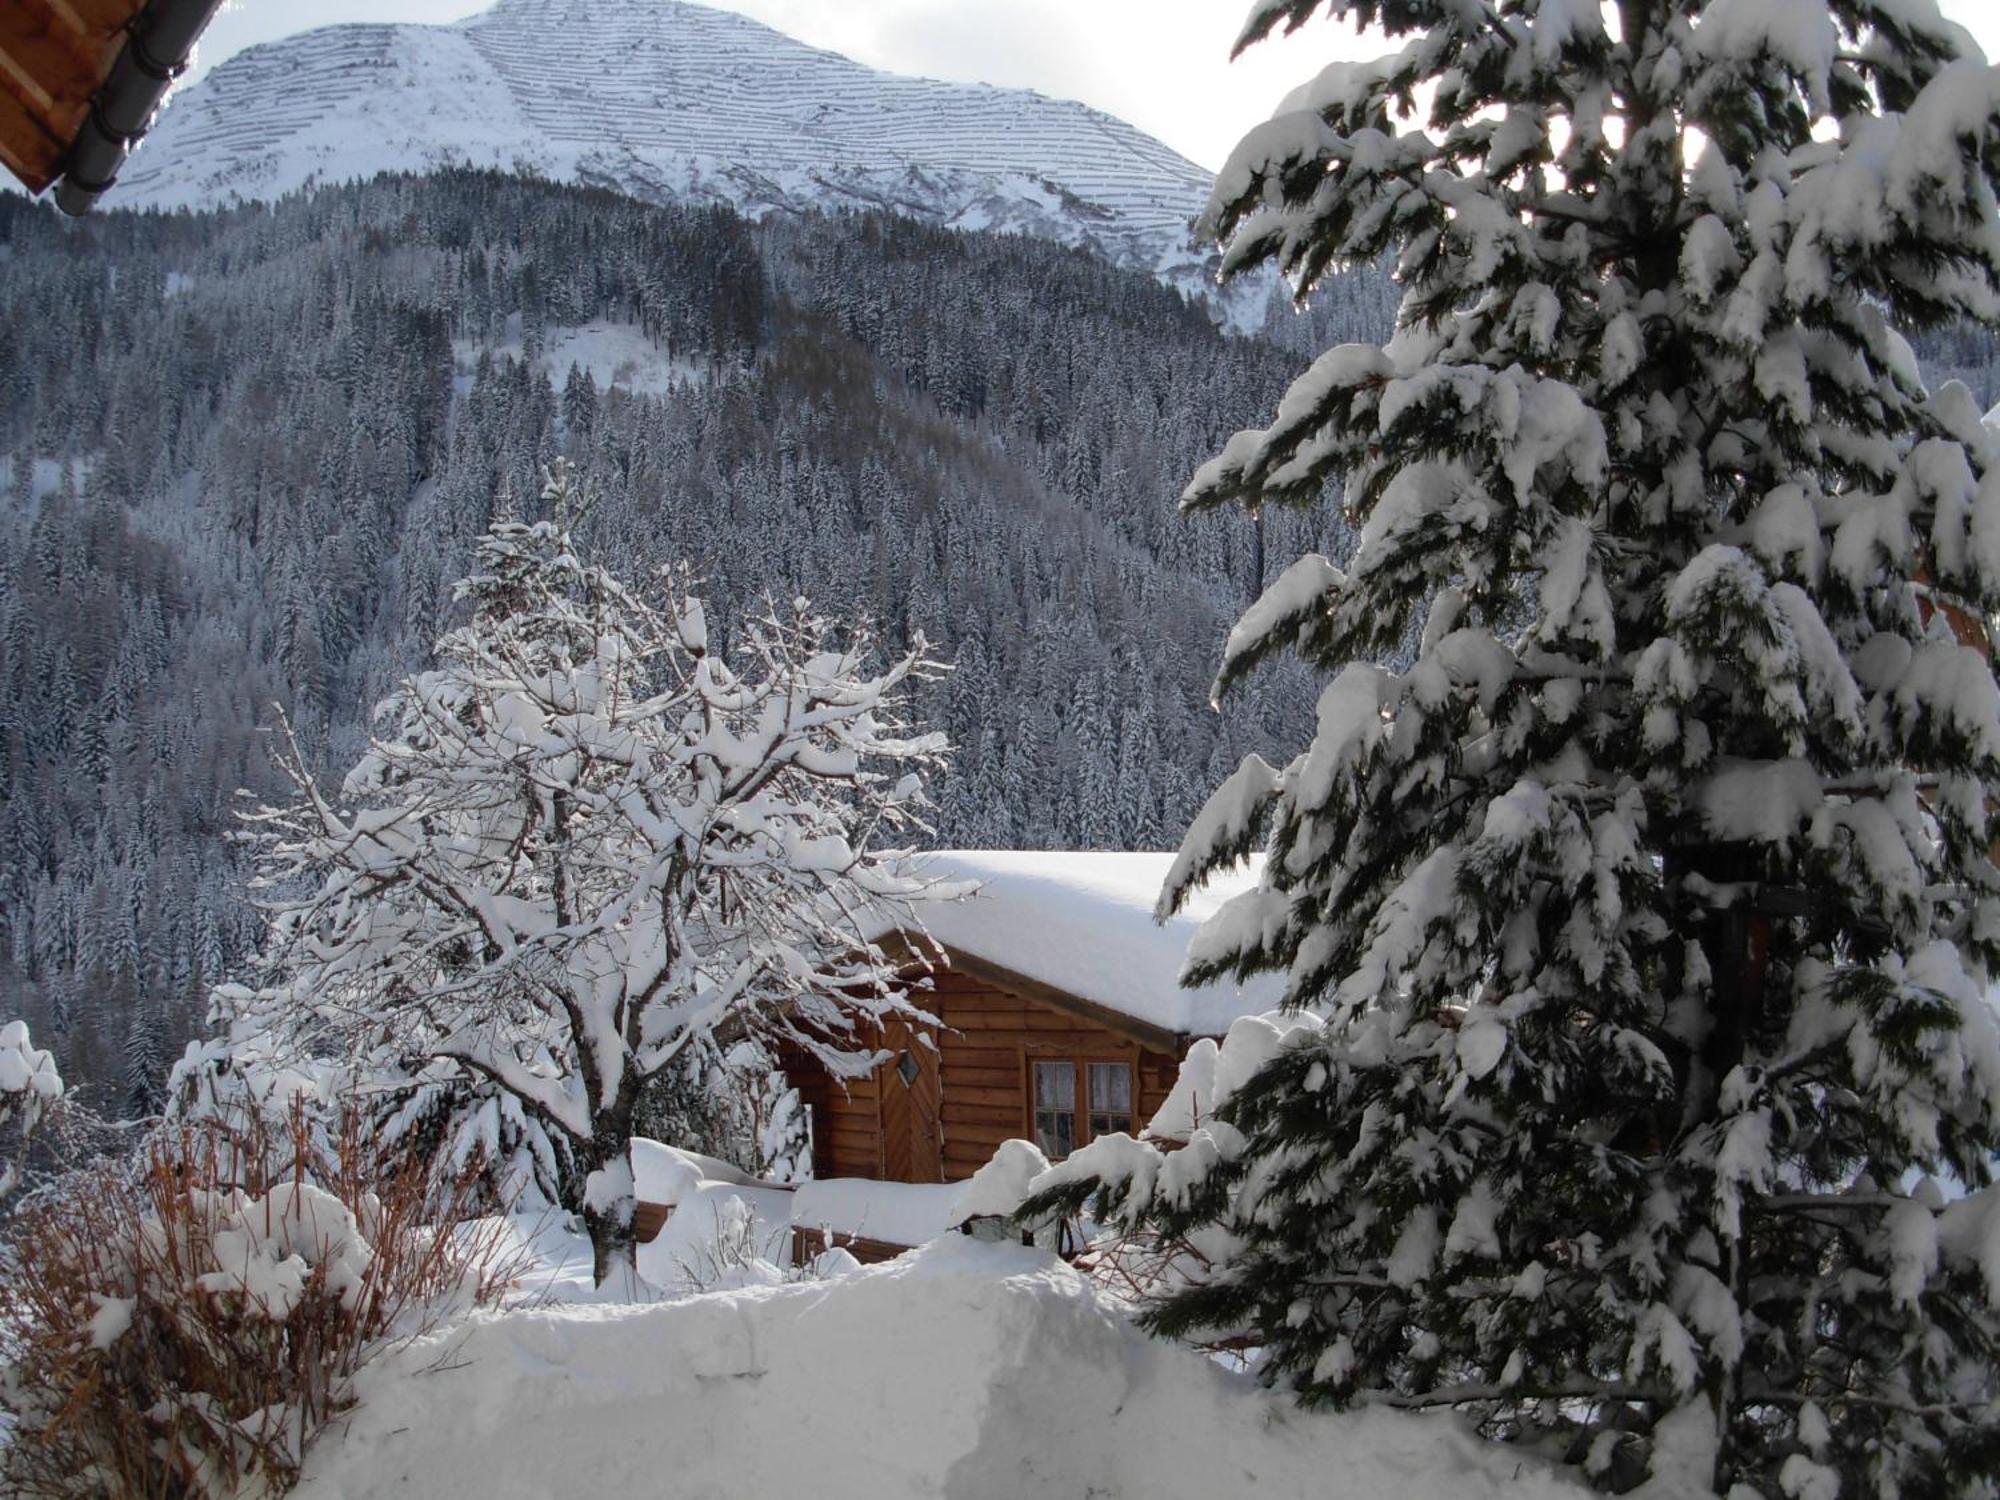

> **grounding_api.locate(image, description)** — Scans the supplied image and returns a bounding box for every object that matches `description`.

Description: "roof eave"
[52,0,224,215]
[878,930,1186,1056]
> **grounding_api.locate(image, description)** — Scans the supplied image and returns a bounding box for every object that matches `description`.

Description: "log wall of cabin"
[782,1044,886,1182]
[789,969,1180,1185]
[930,968,1178,1182]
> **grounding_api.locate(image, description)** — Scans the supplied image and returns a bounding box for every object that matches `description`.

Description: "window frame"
[1022,1045,1137,1161]
[1086,1059,1136,1141]
[1029,1058,1078,1162]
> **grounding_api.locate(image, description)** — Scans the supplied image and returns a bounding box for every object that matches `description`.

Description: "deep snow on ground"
[500,1140,967,1302]
[296,1237,1585,1500]
[502,1142,799,1303]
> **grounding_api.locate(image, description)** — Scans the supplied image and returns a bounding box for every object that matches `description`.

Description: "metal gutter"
[54,0,224,215]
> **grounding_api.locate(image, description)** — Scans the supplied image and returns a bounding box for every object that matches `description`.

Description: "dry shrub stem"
[0,1101,521,1499]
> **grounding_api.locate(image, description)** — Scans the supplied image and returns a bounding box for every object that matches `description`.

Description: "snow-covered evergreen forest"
[7,0,2000,1491]
[0,171,1402,1106]
[7,169,1988,1114]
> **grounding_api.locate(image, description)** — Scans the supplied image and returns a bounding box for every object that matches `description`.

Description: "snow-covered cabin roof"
[880,851,1283,1044]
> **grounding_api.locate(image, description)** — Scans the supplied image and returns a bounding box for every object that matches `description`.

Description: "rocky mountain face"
[111,0,1266,321]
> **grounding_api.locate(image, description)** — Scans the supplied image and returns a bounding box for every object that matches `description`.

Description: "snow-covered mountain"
[112,0,1243,313]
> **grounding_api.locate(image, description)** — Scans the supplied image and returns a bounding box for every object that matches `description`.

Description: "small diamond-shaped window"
[896,1049,920,1087]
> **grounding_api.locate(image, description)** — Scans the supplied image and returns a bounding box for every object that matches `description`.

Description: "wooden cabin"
[782,851,1280,1185]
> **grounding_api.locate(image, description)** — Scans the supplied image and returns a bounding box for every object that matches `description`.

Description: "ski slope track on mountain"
[110,0,1253,318]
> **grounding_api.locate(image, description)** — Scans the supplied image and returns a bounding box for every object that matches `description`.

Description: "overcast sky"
[190,0,2000,173]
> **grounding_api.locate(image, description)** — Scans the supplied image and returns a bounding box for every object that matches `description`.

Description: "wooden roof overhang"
[876,930,1186,1056]
[1,0,224,215]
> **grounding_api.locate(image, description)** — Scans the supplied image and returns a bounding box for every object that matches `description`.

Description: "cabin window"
[1088,1061,1133,1139]
[1032,1060,1076,1158]
[1031,1058,1134,1159]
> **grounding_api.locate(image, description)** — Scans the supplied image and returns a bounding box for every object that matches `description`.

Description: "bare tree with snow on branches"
[213,463,954,1292]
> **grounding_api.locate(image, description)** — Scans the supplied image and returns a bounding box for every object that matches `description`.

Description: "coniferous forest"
[5,170,1996,1113]
[0,170,1401,1106]
[7,1,2000,1494]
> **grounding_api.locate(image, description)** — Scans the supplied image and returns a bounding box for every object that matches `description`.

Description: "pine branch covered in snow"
[207,463,952,1290]
[1030,2,2000,1493]
[167,1020,583,1217]
[0,1019,62,1202]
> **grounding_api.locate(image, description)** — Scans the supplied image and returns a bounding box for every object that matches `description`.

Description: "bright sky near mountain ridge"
[192,0,2000,174]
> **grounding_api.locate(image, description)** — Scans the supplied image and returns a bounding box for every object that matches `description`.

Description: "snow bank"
[509,1143,963,1301]
[790,1177,962,1247]
[644,1182,798,1281]
[494,1138,793,1303]
[294,1238,1584,1500]
[630,1140,960,1254]
[887,850,1285,1036]
[629,1137,758,1203]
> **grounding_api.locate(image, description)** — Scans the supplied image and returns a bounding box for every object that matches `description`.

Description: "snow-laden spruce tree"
[219,465,948,1291]
[1023,1,2000,1492]
[633,1034,811,1182]
[168,1021,583,1216]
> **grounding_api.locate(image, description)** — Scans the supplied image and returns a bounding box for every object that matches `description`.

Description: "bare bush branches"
[0,1107,521,1499]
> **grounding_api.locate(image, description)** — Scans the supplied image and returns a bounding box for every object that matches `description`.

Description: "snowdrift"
[295,1238,1584,1500]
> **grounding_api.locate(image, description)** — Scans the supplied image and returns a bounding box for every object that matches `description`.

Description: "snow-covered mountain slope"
[112,0,1248,315]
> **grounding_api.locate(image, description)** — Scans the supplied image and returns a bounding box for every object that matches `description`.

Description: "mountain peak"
[111,0,1237,311]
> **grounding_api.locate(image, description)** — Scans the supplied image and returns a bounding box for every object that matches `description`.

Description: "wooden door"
[878,1020,943,1183]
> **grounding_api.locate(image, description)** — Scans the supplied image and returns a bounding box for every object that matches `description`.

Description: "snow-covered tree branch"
[1026,2,2000,1495]
[212,464,953,1290]
[0,1019,63,1204]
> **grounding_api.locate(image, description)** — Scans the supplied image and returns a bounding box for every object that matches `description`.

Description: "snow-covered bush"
[660,1193,802,1295]
[1028,0,2000,1494]
[633,1037,809,1184]
[0,1111,518,1499]
[168,1023,579,1218]
[363,1054,581,1214]
[0,1020,63,1203]
[163,1024,337,1193]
